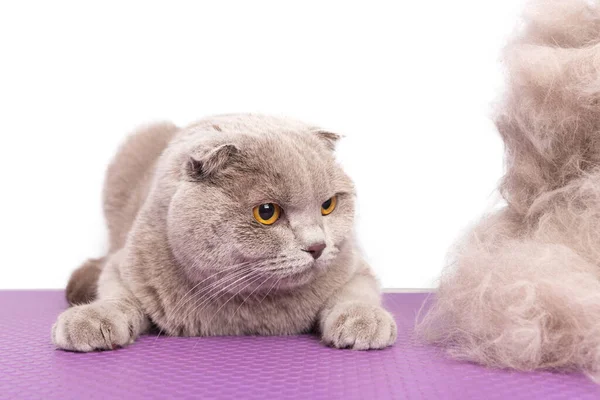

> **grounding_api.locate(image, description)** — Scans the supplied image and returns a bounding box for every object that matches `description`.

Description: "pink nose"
[304,243,326,260]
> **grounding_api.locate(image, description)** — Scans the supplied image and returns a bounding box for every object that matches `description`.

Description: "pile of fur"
[416,0,600,380]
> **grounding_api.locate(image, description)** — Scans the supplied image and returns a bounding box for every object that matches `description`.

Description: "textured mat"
[1,291,599,399]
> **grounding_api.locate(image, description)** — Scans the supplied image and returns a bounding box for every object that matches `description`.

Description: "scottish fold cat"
[52,114,397,351]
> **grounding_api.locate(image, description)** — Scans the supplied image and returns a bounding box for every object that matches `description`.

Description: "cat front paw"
[321,302,397,350]
[51,303,133,352]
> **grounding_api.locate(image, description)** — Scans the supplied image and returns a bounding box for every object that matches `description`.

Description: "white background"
[0,0,524,289]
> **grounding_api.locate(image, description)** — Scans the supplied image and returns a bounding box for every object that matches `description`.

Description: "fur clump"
[416,0,600,380]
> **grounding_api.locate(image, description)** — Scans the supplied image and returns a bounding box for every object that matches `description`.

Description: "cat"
[52,114,397,351]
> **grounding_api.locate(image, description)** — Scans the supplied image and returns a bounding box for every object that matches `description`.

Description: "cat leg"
[319,262,397,350]
[52,251,149,352]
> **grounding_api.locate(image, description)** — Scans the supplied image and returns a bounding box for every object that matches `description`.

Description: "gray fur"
[52,114,396,351]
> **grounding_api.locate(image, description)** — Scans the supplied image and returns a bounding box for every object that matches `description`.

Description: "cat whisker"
[183,257,285,324]
[168,262,254,317]
[193,272,269,348]
[154,263,255,340]
[258,258,312,276]
[177,268,263,335]
[228,274,270,322]
[190,268,265,315]
[156,268,255,339]
[153,256,289,340]
[256,275,284,307]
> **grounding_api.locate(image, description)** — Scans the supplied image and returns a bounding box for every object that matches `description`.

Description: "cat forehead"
[176,125,353,204]
[242,131,326,166]
[239,133,340,201]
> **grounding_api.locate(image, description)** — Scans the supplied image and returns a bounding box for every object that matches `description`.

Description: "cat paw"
[51,303,133,352]
[321,302,397,350]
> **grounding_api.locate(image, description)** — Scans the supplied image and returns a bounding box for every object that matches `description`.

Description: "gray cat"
[52,114,397,351]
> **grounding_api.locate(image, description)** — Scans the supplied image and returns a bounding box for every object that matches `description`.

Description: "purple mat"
[1,291,599,400]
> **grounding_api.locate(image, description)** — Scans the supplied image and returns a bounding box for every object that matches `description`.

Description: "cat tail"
[66,256,106,305]
[416,0,600,380]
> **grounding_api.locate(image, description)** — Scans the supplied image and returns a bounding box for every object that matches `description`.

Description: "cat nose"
[303,242,326,260]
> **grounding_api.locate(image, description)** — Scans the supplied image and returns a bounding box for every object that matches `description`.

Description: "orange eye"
[253,203,281,225]
[321,196,337,215]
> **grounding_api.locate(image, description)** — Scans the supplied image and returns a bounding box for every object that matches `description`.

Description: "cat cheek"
[235,225,285,258]
[324,216,352,243]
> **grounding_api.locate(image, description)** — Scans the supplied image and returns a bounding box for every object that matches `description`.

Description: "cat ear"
[313,130,342,151]
[186,144,239,180]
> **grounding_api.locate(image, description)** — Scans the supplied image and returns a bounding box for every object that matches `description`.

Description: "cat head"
[164,116,355,292]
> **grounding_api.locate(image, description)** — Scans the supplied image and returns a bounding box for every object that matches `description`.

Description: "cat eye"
[321,196,337,215]
[253,203,281,225]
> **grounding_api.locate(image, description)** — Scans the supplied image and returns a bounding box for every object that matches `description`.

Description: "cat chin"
[273,256,342,290]
[273,269,318,291]
[227,265,320,295]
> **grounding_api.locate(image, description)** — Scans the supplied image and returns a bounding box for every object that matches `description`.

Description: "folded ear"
[313,130,342,151]
[186,144,239,180]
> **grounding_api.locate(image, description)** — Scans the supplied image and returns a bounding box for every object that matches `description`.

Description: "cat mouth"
[272,251,338,278]
[226,254,329,293]
[245,260,316,290]
[271,268,317,290]
[269,263,314,278]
